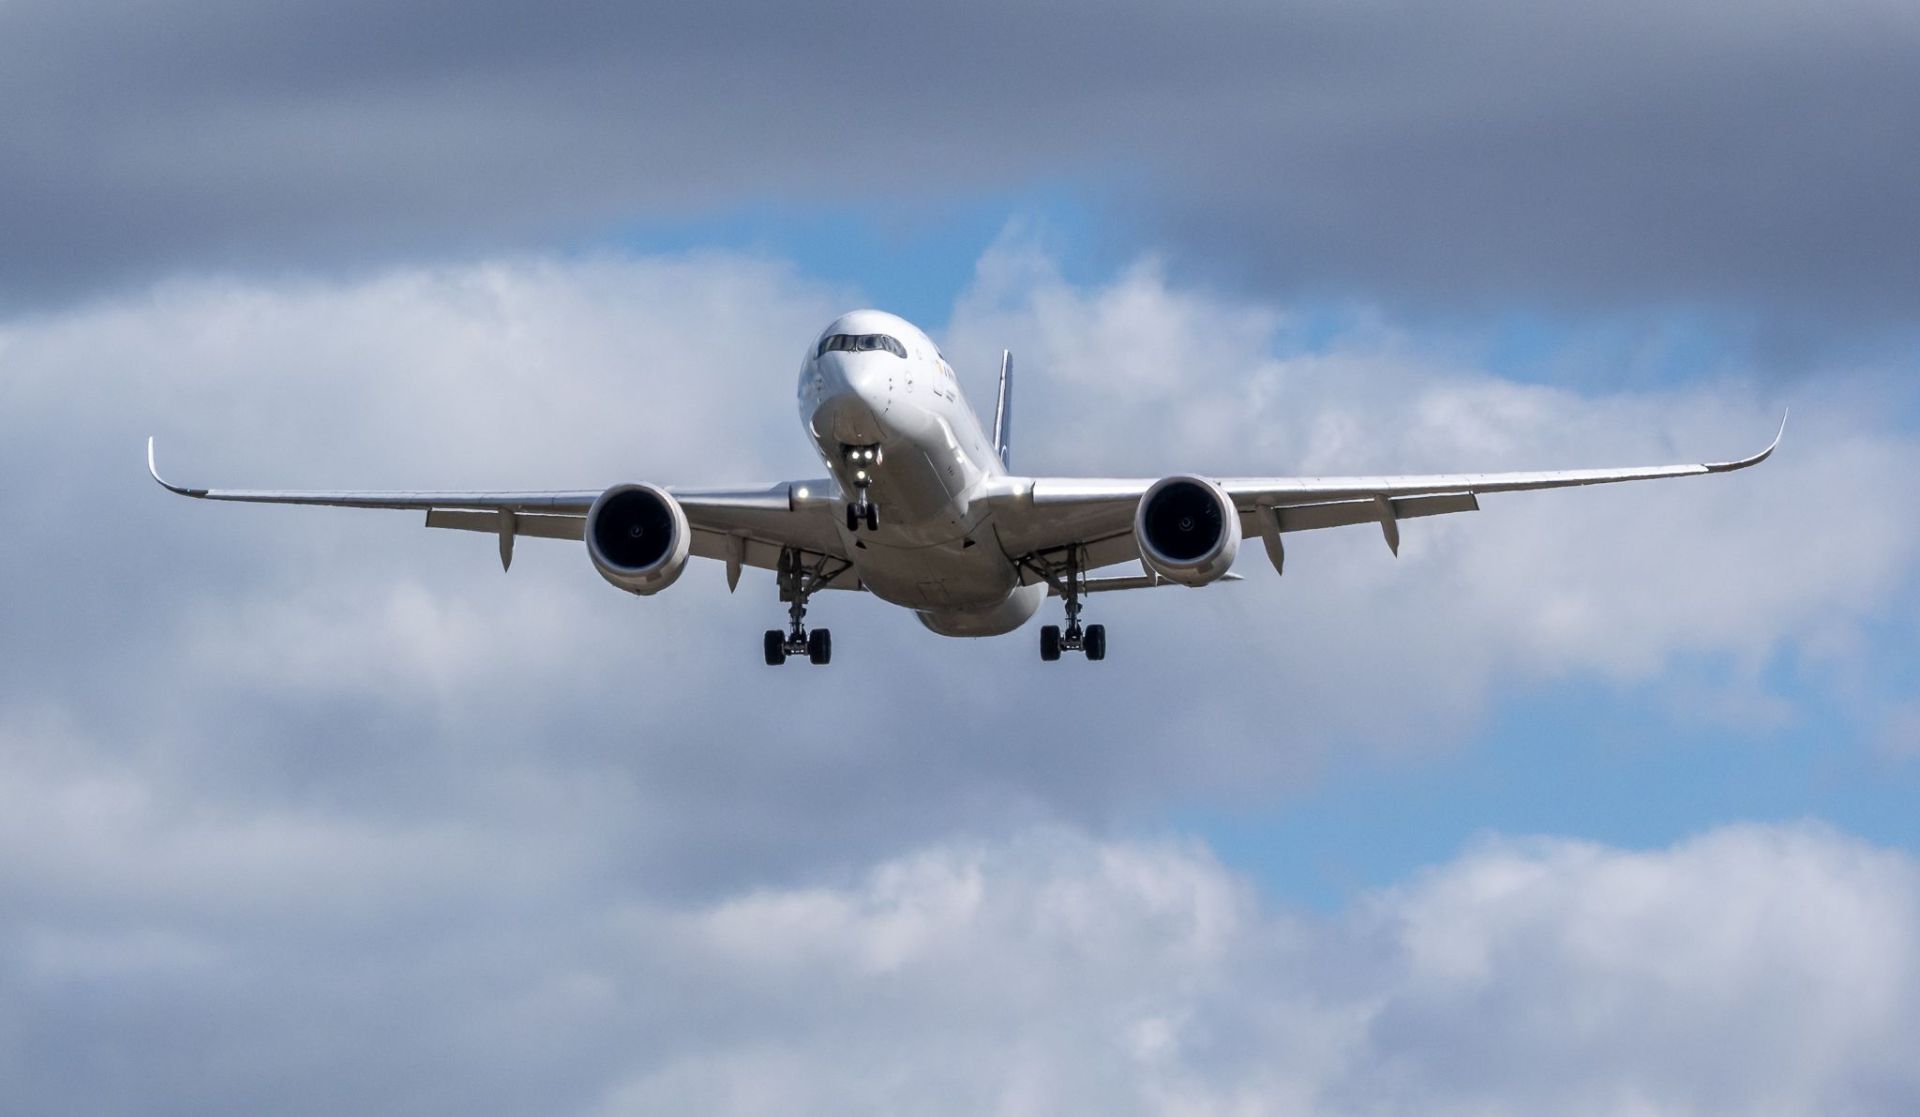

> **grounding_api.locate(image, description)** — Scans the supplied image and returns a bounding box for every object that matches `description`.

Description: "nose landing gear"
[843,445,882,531]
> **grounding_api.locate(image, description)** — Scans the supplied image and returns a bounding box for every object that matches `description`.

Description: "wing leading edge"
[148,438,605,512]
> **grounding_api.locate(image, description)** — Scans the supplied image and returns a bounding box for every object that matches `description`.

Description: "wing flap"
[1252,491,1480,534]
[425,509,585,540]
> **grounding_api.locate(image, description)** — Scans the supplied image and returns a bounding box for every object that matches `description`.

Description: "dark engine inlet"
[1141,479,1226,561]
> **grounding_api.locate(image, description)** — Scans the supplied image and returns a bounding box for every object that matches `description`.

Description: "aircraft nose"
[821,352,890,404]
[813,352,895,442]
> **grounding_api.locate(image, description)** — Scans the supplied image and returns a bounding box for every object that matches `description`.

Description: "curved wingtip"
[1705,409,1788,473]
[147,437,207,497]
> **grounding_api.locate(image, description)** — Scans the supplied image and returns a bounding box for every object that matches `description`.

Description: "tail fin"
[992,349,1013,470]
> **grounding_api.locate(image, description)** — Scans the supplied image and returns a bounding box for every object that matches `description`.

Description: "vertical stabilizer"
[992,349,1013,470]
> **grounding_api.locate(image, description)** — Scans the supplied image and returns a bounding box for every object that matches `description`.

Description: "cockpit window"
[817,333,907,359]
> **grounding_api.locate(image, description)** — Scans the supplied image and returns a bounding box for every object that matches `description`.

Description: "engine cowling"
[585,483,690,596]
[1133,475,1242,586]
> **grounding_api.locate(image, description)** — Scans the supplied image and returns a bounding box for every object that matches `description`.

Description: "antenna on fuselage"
[992,350,1013,470]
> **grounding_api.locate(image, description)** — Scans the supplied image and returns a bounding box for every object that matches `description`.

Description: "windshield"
[817,333,907,359]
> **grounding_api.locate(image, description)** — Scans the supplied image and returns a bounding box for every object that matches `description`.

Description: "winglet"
[1704,410,1788,473]
[147,437,208,497]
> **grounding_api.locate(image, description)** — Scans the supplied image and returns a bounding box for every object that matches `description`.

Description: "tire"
[764,630,786,666]
[1040,625,1061,662]
[864,503,879,531]
[845,504,859,532]
[1084,624,1106,661]
[808,628,832,665]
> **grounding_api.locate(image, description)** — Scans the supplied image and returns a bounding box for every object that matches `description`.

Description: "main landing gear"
[843,444,881,532]
[764,547,848,666]
[1032,548,1107,663]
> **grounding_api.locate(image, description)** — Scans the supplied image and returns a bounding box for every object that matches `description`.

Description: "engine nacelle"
[585,483,691,596]
[1133,475,1242,586]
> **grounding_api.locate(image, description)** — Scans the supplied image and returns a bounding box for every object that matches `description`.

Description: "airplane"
[149,308,1785,665]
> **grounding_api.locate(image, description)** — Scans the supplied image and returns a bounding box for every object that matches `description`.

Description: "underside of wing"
[149,439,854,583]
[985,413,1785,577]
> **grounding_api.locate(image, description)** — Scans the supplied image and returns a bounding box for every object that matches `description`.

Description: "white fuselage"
[796,310,1044,636]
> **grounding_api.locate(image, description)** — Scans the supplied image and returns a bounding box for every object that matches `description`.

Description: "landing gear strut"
[843,444,881,531]
[1032,547,1107,663]
[764,547,848,665]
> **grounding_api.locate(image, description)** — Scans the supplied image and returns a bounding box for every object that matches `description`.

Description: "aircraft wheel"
[808,628,833,665]
[1040,625,1061,662]
[764,630,786,666]
[845,504,860,532]
[864,504,879,531]
[1084,624,1106,662]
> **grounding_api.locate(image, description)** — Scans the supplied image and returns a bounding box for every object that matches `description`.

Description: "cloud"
[950,237,1920,723]
[654,823,1920,1116]
[3,237,1918,1112]
[2,248,1915,872]
[5,784,1918,1114]
[4,0,1918,325]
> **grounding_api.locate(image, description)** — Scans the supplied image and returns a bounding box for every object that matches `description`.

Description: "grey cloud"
[7,811,1920,1114]
[2,249,1915,901]
[4,246,1920,1111]
[3,0,1918,325]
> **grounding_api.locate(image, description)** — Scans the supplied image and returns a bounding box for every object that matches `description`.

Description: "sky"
[3,1,1920,1113]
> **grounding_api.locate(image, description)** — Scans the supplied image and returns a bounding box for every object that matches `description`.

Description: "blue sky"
[5,1,1920,1113]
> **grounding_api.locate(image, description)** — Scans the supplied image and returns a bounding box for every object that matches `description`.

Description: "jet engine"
[1133,475,1242,586]
[585,483,690,595]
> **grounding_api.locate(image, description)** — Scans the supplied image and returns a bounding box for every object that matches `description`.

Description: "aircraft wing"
[147,439,851,582]
[985,414,1785,577]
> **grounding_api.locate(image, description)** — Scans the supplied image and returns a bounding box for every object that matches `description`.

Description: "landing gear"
[1031,547,1108,662]
[763,547,849,665]
[843,444,882,531]
[845,501,879,532]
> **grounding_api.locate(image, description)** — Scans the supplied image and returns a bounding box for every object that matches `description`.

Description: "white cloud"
[591,824,1920,1117]
[948,234,1920,738]
[12,775,1909,1115]
[2,247,1918,1108]
[1,247,1916,869]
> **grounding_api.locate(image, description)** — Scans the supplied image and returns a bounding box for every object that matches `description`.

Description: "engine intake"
[1134,475,1241,586]
[585,483,690,595]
